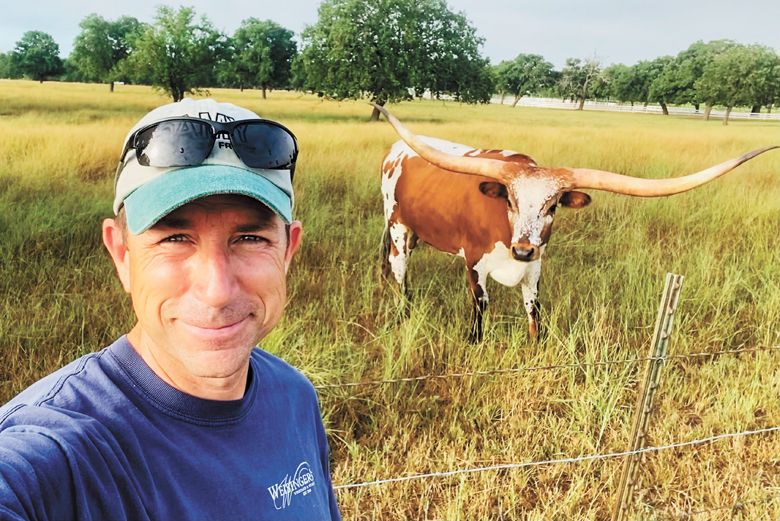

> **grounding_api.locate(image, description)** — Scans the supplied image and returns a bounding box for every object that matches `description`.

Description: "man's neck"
[127,327,250,401]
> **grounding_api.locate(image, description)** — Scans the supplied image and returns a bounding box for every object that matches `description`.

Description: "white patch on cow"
[473,242,539,288]
[456,247,466,259]
[520,259,542,317]
[508,176,562,245]
[381,142,409,222]
[388,222,410,286]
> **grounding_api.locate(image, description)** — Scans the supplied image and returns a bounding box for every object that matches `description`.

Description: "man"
[0,99,341,520]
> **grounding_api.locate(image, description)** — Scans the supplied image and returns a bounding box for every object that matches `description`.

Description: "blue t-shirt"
[0,336,341,521]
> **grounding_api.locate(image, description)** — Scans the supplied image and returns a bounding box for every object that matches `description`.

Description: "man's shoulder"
[0,339,126,430]
[1,354,102,416]
[251,347,317,394]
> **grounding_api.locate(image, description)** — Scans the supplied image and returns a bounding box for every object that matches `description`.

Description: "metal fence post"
[612,273,684,521]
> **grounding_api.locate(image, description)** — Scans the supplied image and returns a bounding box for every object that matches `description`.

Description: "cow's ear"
[479,182,508,199]
[559,191,591,209]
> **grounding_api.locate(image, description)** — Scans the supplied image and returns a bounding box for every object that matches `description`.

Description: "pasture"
[1,79,779,519]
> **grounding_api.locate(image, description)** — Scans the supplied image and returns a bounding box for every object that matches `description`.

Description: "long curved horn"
[372,103,515,182]
[569,146,779,196]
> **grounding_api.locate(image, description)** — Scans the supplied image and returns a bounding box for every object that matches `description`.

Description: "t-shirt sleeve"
[0,427,75,521]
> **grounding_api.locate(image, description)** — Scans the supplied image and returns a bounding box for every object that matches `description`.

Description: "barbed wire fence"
[312,273,780,518]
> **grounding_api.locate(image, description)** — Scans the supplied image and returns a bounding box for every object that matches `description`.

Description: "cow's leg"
[380,224,393,282]
[466,263,489,343]
[386,221,414,304]
[520,261,543,340]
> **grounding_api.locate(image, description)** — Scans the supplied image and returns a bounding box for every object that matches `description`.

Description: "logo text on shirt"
[267,461,315,510]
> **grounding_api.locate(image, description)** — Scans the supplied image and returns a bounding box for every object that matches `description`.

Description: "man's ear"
[102,218,131,292]
[284,221,303,273]
[559,191,592,209]
[479,182,508,199]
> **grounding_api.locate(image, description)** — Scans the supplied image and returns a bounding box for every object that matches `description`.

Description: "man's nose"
[193,247,236,306]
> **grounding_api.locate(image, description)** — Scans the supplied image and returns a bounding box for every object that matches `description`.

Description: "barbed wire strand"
[333,424,780,491]
[316,345,780,391]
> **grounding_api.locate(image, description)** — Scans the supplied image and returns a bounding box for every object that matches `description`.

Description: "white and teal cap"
[113,98,295,234]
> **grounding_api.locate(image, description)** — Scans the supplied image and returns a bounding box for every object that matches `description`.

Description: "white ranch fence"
[493,96,780,121]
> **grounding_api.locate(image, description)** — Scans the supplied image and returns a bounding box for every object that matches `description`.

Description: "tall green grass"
[1,80,779,519]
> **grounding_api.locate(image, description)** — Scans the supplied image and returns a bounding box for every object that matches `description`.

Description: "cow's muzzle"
[511,242,539,262]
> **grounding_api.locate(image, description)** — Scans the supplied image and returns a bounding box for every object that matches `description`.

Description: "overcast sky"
[2,0,778,68]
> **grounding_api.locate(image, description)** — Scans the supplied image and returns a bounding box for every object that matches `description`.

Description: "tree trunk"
[723,106,732,126]
[512,94,521,108]
[751,104,760,114]
[370,102,384,122]
[262,86,267,99]
[660,101,669,115]
[109,81,114,93]
[577,97,585,110]
[703,104,712,120]
[500,92,505,104]
[240,85,244,92]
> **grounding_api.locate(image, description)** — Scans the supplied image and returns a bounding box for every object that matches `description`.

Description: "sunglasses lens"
[232,123,297,169]
[135,120,213,167]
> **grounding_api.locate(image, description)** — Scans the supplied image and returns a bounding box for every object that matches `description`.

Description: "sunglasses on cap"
[116,116,299,180]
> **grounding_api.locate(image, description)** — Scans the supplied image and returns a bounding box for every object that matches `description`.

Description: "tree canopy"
[696,44,780,124]
[557,57,604,110]
[221,18,297,98]
[125,6,227,101]
[70,14,145,91]
[494,53,555,106]
[296,0,492,120]
[11,31,63,82]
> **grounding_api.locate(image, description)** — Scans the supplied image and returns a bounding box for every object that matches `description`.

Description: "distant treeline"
[1,1,778,124]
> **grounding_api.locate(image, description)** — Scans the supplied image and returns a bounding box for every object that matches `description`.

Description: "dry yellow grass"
[1,80,779,519]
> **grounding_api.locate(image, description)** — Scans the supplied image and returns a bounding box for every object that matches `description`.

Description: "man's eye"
[161,234,188,243]
[237,235,270,244]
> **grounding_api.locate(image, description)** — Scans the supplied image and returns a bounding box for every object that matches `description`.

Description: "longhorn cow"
[376,104,777,342]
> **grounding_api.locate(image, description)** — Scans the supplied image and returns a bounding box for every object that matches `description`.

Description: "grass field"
[1,79,779,520]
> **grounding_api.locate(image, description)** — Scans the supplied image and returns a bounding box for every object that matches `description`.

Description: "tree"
[696,44,780,125]
[743,45,780,113]
[602,63,636,103]
[70,14,145,92]
[649,40,736,116]
[557,57,603,110]
[495,53,555,107]
[223,19,297,98]
[10,31,63,82]
[297,0,492,120]
[126,6,227,101]
[409,0,493,103]
[0,52,21,78]
[632,56,674,114]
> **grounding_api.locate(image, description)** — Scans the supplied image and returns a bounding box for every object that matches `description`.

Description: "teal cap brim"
[123,165,292,234]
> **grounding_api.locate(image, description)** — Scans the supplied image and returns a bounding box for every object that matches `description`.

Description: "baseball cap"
[113,98,295,234]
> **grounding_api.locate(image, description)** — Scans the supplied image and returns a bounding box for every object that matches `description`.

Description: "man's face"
[103,194,302,395]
